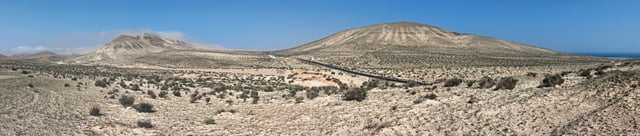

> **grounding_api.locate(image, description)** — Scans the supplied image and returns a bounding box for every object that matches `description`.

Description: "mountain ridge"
[69,33,212,63]
[275,21,603,68]
[278,21,557,55]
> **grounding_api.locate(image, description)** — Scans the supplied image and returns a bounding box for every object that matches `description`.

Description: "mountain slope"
[11,51,70,63]
[68,33,286,68]
[276,22,603,68]
[69,33,203,63]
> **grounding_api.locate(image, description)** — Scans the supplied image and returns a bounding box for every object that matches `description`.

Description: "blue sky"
[0,0,638,55]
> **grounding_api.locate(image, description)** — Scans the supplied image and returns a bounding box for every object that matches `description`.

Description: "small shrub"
[89,106,102,116]
[595,69,605,75]
[225,99,234,105]
[205,97,211,103]
[147,90,157,99]
[203,119,216,125]
[215,108,238,114]
[27,83,34,88]
[64,83,70,87]
[578,69,591,77]
[560,71,571,76]
[21,70,30,74]
[343,87,367,101]
[477,76,495,89]
[413,93,437,104]
[158,91,168,98]
[494,77,518,90]
[539,74,564,88]
[444,78,462,87]
[119,95,135,107]
[172,90,181,97]
[306,89,320,100]
[295,97,304,103]
[423,93,437,100]
[136,121,153,128]
[250,91,259,104]
[526,72,538,77]
[466,80,476,87]
[264,86,274,92]
[133,103,154,113]
[130,84,141,91]
[95,79,108,88]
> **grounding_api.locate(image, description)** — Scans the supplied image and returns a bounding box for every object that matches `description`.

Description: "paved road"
[297,58,427,85]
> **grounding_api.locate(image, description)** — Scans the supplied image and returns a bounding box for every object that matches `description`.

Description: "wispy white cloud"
[0,29,223,56]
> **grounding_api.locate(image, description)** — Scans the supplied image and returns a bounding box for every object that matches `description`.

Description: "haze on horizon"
[0,0,638,55]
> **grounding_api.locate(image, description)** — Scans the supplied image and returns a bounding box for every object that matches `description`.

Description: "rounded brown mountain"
[276,22,602,68]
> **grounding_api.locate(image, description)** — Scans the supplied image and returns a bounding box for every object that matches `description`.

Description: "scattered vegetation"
[578,69,591,77]
[527,72,538,77]
[94,79,108,88]
[147,90,157,99]
[413,93,437,104]
[130,84,141,91]
[343,87,367,101]
[133,103,155,113]
[444,78,463,87]
[306,88,320,100]
[119,95,135,107]
[215,108,238,114]
[250,91,259,104]
[295,97,304,103]
[494,77,518,90]
[158,91,168,98]
[173,91,181,97]
[539,74,564,88]
[136,121,154,128]
[203,119,216,125]
[89,106,102,116]
[477,76,495,89]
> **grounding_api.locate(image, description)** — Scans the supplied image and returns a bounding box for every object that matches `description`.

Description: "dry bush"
[444,78,463,87]
[133,103,154,113]
[477,76,495,89]
[306,88,320,100]
[578,69,591,77]
[136,121,153,128]
[539,74,564,88]
[158,91,168,98]
[89,106,102,116]
[147,90,157,99]
[215,109,238,114]
[119,95,135,107]
[494,77,518,90]
[203,119,216,125]
[343,87,367,101]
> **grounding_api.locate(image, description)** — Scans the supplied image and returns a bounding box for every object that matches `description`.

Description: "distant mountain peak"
[278,21,557,56]
[69,33,198,63]
[113,35,137,42]
[383,21,432,27]
[32,50,57,55]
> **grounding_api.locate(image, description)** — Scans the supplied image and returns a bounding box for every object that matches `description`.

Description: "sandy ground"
[0,62,638,135]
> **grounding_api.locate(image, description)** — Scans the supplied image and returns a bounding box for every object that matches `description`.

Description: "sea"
[576,53,640,60]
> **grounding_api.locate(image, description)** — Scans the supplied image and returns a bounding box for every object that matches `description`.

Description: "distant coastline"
[575,53,640,60]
